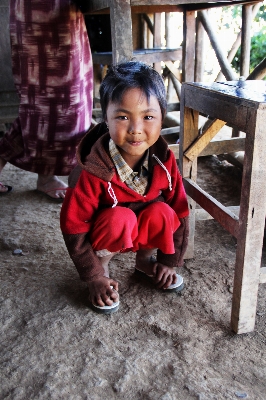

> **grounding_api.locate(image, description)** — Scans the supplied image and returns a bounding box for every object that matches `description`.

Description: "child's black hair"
[99,61,167,120]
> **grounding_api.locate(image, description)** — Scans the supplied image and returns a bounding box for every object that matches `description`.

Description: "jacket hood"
[76,122,171,181]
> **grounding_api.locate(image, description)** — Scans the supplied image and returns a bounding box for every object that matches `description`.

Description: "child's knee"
[99,206,137,225]
[141,201,177,222]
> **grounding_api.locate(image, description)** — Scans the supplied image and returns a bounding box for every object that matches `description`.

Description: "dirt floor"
[1,155,266,400]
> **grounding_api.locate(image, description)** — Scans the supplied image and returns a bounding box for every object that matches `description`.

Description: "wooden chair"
[179,80,266,334]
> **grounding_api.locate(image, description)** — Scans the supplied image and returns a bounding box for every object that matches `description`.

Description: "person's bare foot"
[0,182,12,193]
[37,175,68,199]
[135,249,157,276]
[0,157,9,193]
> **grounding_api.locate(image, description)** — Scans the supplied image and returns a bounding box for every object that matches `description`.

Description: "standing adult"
[0,0,93,199]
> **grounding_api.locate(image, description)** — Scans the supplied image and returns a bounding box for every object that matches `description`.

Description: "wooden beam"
[195,205,240,220]
[184,119,226,161]
[164,61,182,81]
[169,137,245,159]
[184,178,239,238]
[92,48,182,65]
[85,1,262,14]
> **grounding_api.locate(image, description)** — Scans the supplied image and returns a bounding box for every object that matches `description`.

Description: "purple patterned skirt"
[0,0,93,175]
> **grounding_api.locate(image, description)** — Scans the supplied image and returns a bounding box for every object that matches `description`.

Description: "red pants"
[90,202,180,254]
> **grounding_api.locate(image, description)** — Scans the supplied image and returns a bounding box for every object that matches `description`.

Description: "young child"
[60,61,189,314]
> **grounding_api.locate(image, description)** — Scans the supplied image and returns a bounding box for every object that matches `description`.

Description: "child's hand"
[87,276,119,307]
[152,263,177,290]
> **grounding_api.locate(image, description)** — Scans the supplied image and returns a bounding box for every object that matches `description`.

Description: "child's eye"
[117,115,128,120]
[144,115,154,120]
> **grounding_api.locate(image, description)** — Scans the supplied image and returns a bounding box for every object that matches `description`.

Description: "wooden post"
[110,0,133,64]
[231,106,266,333]
[165,13,175,103]
[182,9,196,82]
[240,4,253,77]
[179,86,199,258]
[195,15,205,82]
[153,13,162,73]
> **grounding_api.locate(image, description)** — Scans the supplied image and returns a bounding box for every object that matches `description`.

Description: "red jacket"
[60,123,189,282]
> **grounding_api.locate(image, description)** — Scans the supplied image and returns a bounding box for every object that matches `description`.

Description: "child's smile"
[106,88,162,169]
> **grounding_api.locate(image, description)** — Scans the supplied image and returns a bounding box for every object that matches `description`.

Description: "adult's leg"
[37,175,68,199]
[0,1,93,199]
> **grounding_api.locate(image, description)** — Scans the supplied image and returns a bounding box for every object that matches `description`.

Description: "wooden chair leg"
[231,109,266,333]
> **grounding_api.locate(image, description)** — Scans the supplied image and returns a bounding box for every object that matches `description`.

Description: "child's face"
[106,88,162,169]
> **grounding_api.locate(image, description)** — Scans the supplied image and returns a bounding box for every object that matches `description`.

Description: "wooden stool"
[180,80,266,334]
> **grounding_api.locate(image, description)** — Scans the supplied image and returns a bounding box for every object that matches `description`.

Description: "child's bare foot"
[135,249,156,276]
[135,249,184,292]
[87,277,119,314]
[37,175,68,199]
[87,251,120,314]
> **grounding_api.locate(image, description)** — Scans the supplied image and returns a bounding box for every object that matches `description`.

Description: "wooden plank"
[200,137,245,156]
[184,178,239,238]
[184,85,253,132]
[169,137,245,158]
[92,48,182,65]
[85,1,262,14]
[184,119,226,161]
[231,107,266,334]
[164,61,182,81]
[195,205,240,220]
[130,0,260,6]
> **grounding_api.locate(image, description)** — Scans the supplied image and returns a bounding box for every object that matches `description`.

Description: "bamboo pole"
[215,3,261,81]
[247,57,266,80]
[195,16,206,82]
[198,10,237,81]
[153,13,162,73]
[240,4,253,77]
[142,14,153,35]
